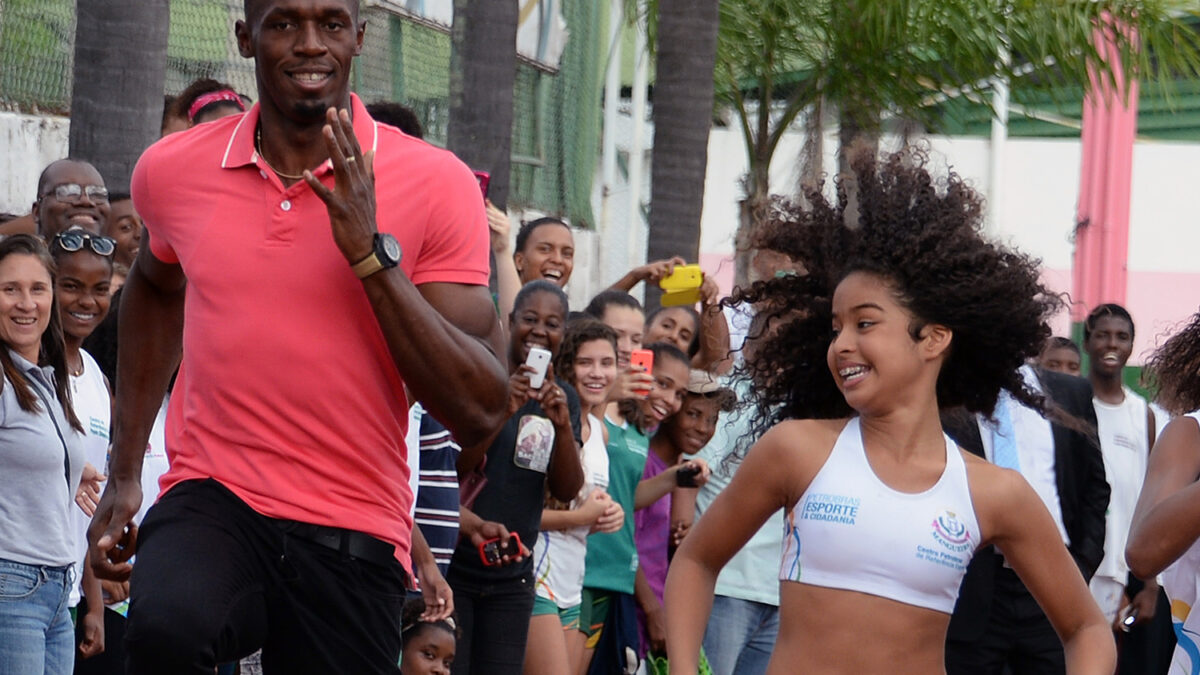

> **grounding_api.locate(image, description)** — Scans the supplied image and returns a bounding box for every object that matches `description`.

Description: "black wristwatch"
[351,233,402,279]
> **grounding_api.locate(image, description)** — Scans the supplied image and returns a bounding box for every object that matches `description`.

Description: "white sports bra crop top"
[779,417,981,613]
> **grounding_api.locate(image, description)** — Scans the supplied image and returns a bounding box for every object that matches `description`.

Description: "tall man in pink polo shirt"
[85,0,509,672]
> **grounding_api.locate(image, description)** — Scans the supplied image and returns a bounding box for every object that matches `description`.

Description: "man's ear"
[354,20,366,56]
[235,20,253,58]
[920,323,953,361]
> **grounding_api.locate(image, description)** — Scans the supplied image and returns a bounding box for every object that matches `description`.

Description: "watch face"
[381,234,401,263]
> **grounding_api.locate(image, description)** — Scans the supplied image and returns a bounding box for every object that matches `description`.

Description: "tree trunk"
[69,0,170,193]
[446,0,518,210]
[732,191,770,290]
[645,0,720,308]
[799,99,825,195]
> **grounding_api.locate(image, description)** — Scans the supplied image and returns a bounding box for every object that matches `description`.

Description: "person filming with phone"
[448,280,585,675]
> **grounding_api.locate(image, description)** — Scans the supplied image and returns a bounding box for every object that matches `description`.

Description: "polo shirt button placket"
[280,199,292,211]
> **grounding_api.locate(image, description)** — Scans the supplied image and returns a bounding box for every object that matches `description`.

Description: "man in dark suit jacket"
[943,367,1109,674]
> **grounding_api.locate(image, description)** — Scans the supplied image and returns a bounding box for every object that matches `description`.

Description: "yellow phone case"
[658,264,703,292]
[661,288,702,307]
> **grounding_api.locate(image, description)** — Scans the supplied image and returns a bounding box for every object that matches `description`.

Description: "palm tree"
[69,0,170,192]
[447,0,519,210]
[644,0,721,305]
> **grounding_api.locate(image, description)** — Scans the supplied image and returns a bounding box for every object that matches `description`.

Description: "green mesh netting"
[0,0,602,226]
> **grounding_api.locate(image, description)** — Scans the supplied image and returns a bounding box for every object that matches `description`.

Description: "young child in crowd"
[401,597,458,675]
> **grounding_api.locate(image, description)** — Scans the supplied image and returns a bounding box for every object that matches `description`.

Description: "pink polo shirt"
[130,95,489,567]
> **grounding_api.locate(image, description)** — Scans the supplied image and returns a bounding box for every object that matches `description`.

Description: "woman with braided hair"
[663,148,1114,674]
[1127,309,1200,674]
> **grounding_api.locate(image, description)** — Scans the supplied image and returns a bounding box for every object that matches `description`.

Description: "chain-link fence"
[0,0,602,226]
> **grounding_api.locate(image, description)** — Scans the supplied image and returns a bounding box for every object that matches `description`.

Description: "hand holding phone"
[658,264,703,292]
[629,349,654,397]
[675,464,701,488]
[473,170,491,201]
[479,532,523,566]
[525,347,552,390]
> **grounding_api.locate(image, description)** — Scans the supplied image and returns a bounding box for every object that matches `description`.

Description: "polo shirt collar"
[220,92,379,170]
[7,348,54,390]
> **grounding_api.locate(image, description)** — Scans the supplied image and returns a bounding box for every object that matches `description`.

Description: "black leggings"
[124,479,408,675]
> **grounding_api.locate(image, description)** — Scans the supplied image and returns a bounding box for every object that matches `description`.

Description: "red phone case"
[478,532,522,566]
[630,349,654,396]
[473,170,491,201]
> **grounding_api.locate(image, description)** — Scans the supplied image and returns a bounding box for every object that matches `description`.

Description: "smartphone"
[473,170,491,201]
[658,264,703,292]
[525,346,552,389]
[1120,607,1138,632]
[479,533,522,566]
[661,288,703,308]
[676,464,701,487]
[630,349,654,397]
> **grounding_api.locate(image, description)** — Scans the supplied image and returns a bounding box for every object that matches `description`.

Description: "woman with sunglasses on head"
[0,234,88,675]
[50,230,121,672]
[663,149,1114,674]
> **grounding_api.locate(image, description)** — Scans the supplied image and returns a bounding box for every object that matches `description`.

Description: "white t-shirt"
[69,351,111,608]
[1162,412,1200,674]
[533,414,609,608]
[1091,387,1150,585]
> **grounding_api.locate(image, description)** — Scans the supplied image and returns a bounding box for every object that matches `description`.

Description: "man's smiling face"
[237,0,365,124]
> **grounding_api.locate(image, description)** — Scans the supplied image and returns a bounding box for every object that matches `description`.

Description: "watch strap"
[352,251,385,279]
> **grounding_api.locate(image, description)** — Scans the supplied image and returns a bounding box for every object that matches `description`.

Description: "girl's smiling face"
[639,352,690,426]
[509,290,567,367]
[572,338,618,409]
[55,250,112,342]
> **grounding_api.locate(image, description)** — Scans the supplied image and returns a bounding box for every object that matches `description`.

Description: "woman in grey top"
[0,234,86,674]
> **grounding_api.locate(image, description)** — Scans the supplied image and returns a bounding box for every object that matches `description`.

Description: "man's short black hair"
[245,0,359,22]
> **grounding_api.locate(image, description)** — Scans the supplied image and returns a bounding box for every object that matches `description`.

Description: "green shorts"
[532,594,581,630]
[579,587,614,648]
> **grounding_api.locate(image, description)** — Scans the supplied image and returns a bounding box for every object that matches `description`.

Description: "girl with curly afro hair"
[1127,309,1200,674]
[663,148,1114,674]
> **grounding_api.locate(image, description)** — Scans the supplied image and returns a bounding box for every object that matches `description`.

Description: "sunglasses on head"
[52,230,116,257]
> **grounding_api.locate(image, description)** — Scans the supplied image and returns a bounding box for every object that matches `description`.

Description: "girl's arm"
[540,489,611,531]
[665,422,816,674]
[981,465,1115,673]
[635,459,709,510]
[1127,416,1200,578]
[669,485,700,549]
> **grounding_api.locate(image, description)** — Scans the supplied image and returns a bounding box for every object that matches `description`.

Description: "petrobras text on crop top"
[800,493,861,525]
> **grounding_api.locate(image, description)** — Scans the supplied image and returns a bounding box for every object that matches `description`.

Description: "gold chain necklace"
[256,127,306,181]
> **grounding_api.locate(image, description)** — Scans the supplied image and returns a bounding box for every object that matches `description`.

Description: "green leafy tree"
[636,0,1200,283]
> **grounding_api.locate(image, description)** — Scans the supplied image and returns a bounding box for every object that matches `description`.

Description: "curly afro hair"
[728,147,1060,439]
[1146,309,1200,415]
